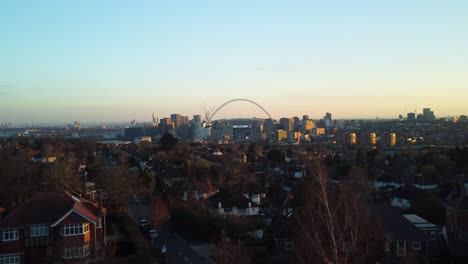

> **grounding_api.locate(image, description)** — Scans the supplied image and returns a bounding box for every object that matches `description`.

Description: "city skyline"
[1,1,468,123]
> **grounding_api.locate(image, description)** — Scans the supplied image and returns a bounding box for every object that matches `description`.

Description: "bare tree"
[294,160,384,264]
[215,235,250,264]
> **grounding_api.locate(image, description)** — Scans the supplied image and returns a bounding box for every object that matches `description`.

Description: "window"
[1,230,18,241]
[61,223,90,236]
[413,241,422,250]
[63,244,90,259]
[29,225,49,237]
[385,241,391,252]
[285,240,294,251]
[224,208,232,213]
[0,254,20,264]
[397,241,406,256]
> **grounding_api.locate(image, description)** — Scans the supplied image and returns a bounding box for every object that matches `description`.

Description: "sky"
[1,1,468,124]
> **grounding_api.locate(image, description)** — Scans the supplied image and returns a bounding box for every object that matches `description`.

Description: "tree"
[266,149,284,165]
[215,235,251,264]
[150,196,170,229]
[159,133,178,151]
[99,165,136,214]
[294,160,384,264]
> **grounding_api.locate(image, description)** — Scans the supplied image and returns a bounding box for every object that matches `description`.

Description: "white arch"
[208,98,272,123]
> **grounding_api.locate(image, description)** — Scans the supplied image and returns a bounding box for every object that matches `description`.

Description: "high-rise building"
[302,120,315,134]
[280,118,294,132]
[345,132,357,145]
[423,108,436,121]
[324,112,332,127]
[159,118,174,134]
[264,118,275,139]
[292,117,300,132]
[303,115,309,121]
[370,132,377,145]
[383,132,397,146]
[152,113,158,126]
[407,112,416,121]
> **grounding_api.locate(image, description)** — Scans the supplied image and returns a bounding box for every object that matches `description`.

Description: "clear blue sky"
[1,1,467,124]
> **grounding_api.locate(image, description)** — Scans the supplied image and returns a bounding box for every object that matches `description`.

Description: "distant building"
[134,136,152,144]
[292,117,300,132]
[345,132,357,145]
[276,129,288,141]
[263,118,276,139]
[316,127,326,136]
[124,127,144,141]
[407,113,416,121]
[279,118,294,132]
[383,132,397,147]
[324,112,332,127]
[151,113,158,126]
[423,108,436,121]
[159,118,175,134]
[301,120,315,134]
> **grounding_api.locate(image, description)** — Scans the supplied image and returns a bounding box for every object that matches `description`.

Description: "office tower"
[152,113,158,126]
[423,108,436,121]
[159,118,174,134]
[407,112,416,121]
[303,115,309,121]
[280,118,294,132]
[264,118,275,139]
[345,132,357,145]
[292,116,300,132]
[193,115,202,126]
[302,120,315,134]
[383,132,397,146]
[370,132,377,145]
[324,112,332,127]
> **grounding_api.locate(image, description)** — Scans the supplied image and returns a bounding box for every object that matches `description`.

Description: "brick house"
[0,191,106,263]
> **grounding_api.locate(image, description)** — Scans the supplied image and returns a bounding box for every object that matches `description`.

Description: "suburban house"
[0,191,106,263]
[171,179,218,201]
[389,184,426,209]
[233,182,267,205]
[402,214,439,240]
[205,192,260,216]
[445,195,468,241]
[371,203,431,260]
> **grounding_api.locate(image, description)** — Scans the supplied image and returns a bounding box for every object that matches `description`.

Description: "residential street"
[128,202,212,264]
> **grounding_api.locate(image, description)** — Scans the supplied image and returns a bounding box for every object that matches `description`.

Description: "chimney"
[98,189,103,217]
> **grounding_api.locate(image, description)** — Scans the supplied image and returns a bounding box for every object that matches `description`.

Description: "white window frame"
[0,253,20,264]
[413,241,422,250]
[61,223,90,236]
[29,224,49,237]
[1,230,19,241]
[63,244,90,259]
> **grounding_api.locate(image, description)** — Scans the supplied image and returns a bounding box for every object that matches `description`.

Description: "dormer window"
[1,229,18,241]
[61,223,90,236]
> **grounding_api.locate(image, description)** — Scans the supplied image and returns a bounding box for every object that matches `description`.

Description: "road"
[128,202,212,264]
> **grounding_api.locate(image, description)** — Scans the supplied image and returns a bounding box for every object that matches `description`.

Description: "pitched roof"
[390,184,426,201]
[370,203,431,241]
[0,191,105,228]
[205,191,256,209]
